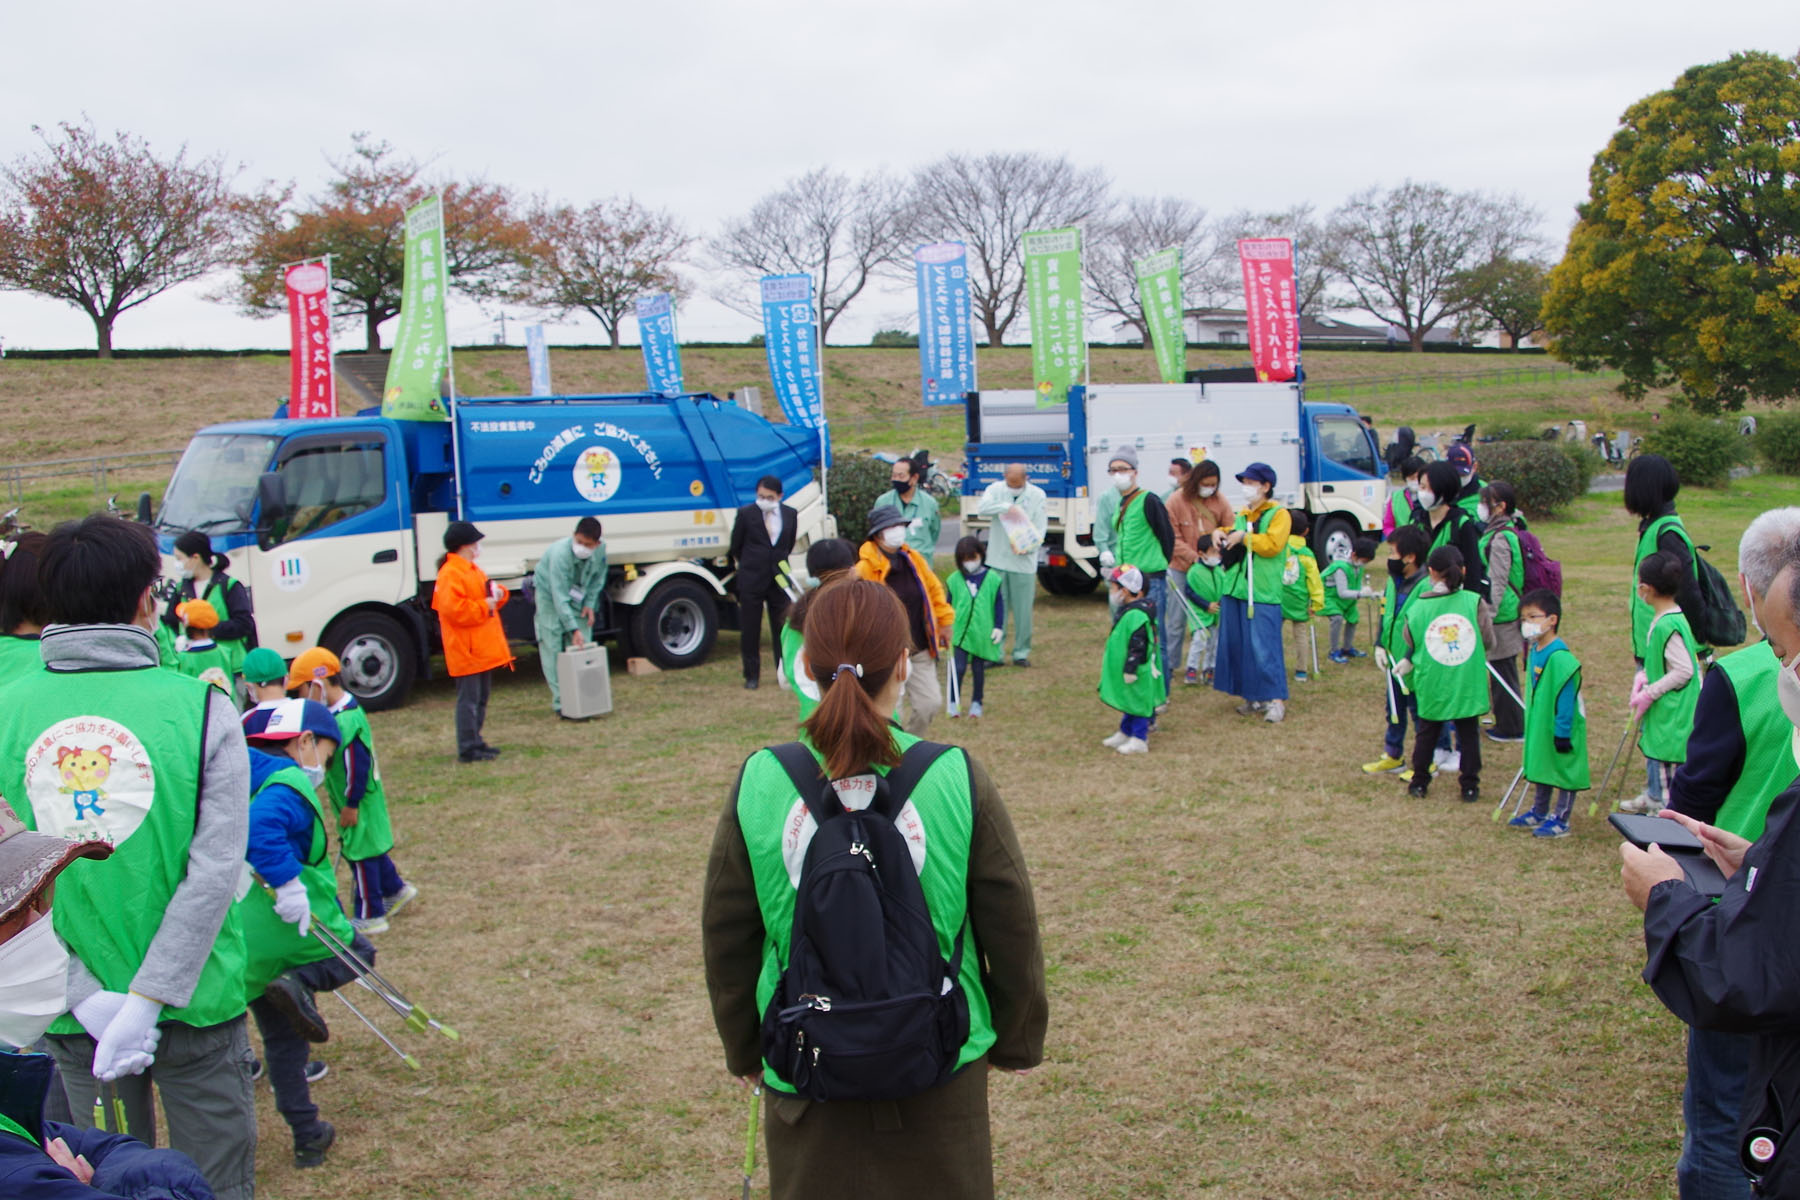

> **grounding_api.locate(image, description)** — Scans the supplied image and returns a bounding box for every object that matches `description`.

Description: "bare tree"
[1325,181,1540,350]
[1084,196,1225,341]
[1212,204,1337,317]
[0,120,261,357]
[521,197,690,348]
[707,167,909,341]
[908,153,1111,345]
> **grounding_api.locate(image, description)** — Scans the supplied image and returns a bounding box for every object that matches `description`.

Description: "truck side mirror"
[255,472,287,548]
[136,492,153,524]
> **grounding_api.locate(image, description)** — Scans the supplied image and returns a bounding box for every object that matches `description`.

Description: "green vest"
[152,622,179,669]
[176,642,235,692]
[1479,527,1523,623]
[326,700,394,860]
[0,634,41,689]
[199,578,249,679]
[1522,644,1590,791]
[1639,610,1701,762]
[1225,506,1284,604]
[1183,562,1222,628]
[1320,561,1362,621]
[237,762,355,999]
[1379,572,1425,657]
[1099,605,1164,717]
[0,665,247,1032]
[949,569,1003,663]
[779,623,818,722]
[1403,588,1488,720]
[1115,491,1168,573]
[734,734,993,1093]
[1633,515,1697,660]
[1281,543,1319,622]
[1386,490,1411,532]
[1711,642,1799,840]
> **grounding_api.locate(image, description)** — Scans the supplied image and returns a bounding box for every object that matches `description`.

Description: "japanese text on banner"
[913,242,975,408]
[1238,237,1299,383]
[381,195,450,421]
[636,292,685,397]
[758,274,824,429]
[284,259,335,419]
[1133,248,1186,384]
[1023,228,1085,409]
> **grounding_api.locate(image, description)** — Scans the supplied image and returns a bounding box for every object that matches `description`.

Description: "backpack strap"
[880,740,972,979]
[768,741,839,825]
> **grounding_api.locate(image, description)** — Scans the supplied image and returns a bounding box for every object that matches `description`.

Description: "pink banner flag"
[1238,238,1299,383]
[284,260,336,419]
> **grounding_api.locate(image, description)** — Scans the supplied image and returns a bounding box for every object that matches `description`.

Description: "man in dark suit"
[727,474,798,690]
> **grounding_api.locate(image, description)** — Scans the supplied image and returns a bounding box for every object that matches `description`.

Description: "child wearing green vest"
[1396,545,1489,802]
[1625,552,1702,813]
[289,648,416,934]
[947,536,1005,719]
[777,538,859,722]
[242,646,290,713]
[174,599,234,694]
[1509,589,1591,838]
[1323,538,1377,663]
[1281,510,1326,681]
[1181,532,1224,685]
[1100,566,1162,755]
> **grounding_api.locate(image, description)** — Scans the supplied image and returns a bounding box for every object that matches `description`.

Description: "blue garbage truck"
[148,393,829,708]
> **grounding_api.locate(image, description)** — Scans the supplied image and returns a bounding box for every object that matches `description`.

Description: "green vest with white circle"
[0,665,247,1032]
[733,734,994,1093]
[1710,642,1798,841]
[1403,588,1488,721]
[236,763,355,999]
[1640,610,1700,763]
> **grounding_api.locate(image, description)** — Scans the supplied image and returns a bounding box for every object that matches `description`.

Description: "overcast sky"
[0,1,1794,352]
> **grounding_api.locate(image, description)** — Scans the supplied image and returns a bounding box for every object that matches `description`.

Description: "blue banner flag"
[635,293,684,397]
[525,324,551,396]
[913,241,976,407]
[759,274,824,429]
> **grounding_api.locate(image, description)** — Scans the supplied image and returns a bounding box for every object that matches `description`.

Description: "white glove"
[1122,672,1138,684]
[272,879,312,938]
[775,660,787,690]
[1374,647,1389,671]
[92,993,162,1082]
[990,628,1003,644]
[1099,550,1116,569]
[72,990,131,1041]
[1391,658,1413,678]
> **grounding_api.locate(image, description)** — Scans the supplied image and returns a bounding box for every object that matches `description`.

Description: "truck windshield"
[158,433,279,535]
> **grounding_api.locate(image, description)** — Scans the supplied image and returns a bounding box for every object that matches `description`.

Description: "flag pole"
[323,254,336,417]
[815,278,828,514]
[437,194,465,521]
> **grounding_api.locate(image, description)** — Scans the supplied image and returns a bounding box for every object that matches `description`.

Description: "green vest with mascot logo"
[0,665,246,1032]
[236,762,356,999]
[733,733,994,1093]
[0,634,41,688]
[1402,588,1488,721]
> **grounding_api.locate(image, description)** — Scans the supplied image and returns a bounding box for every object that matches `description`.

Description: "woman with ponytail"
[702,580,1047,1200]
[164,530,257,679]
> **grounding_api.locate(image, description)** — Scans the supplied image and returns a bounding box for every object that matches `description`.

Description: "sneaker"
[1347,648,1368,659]
[1398,764,1439,783]
[263,971,329,1044]
[969,701,983,718]
[1202,669,1214,686]
[1361,754,1405,774]
[305,1060,329,1084]
[948,707,963,719]
[1533,815,1572,839]
[1617,792,1655,814]
[1480,714,1496,727]
[1407,783,1429,798]
[1460,786,1481,804]
[1434,748,1461,772]
[1154,703,1169,716]
[1234,701,1265,716]
[1013,658,1030,668]
[1116,736,1149,755]
[1507,811,1546,830]
[384,883,419,918]
[1294,670,1309,682]
[350,914,390,935]
[1484,731,1524,744]
[294,1120,336,1169]
[1102,731,1129,749]
[478,743,503,757]
[1184,668,1199,685]
[1264,700,1286,724]
[1327,651,1348,664]
[457,748,497,764]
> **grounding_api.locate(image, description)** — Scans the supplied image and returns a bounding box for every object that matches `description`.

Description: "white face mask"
[962,560,981,573]
[0,915,70,1049]
[1201,556,1221,568]
[880,527,906,550]
[572,541,595,561]
[1779,649,1800,731]
[298,739,328,788]
[1199,485,1217,498]
[1418,489,1438,511]
[1110,472,1135,492]
[1240,484,1263,506]
[1520,620,1544,642]
[1477,503,1491,523]
[180,565,196,581]
[756,497,778,513]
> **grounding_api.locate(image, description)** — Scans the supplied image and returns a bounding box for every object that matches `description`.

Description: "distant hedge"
[1642,414,1747,488]
[1476,440,1601,517]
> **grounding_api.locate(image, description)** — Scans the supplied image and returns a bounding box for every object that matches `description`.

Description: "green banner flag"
[381,195,450,421]
[1134,247,1186,384]
[1023,227,1084,408]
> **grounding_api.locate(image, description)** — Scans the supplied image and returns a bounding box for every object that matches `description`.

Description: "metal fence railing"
[2,449,184,504]
[1305,363,1617,401]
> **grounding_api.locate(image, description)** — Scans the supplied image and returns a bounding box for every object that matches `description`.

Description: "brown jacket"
[1166,492,1201,573]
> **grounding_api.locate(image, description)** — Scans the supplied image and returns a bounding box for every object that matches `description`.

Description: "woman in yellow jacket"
[856,506,954,736]
[431,521,514,763]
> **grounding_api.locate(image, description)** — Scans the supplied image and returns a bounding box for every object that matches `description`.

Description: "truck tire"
[324,612,417,711]
[630,578,718,670]
[1038,563,1100,595]
[1313,514,1359,566]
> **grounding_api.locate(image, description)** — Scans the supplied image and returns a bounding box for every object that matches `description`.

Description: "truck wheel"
[324,612,416,711]
[1313,515,1359,565]
[631,578,718,670]
[1038,564,1100,596]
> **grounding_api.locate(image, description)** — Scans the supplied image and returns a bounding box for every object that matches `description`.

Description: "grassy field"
[208,472,1790,1199]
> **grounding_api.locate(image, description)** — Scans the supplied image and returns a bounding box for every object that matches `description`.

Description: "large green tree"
[1542,51,1800,410]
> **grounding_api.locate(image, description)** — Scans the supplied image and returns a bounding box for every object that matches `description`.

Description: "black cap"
[444,521,485,551]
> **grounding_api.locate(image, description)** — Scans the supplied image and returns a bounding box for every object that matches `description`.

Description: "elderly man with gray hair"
[1623,507,1800,1199]
[975,464,1048,667]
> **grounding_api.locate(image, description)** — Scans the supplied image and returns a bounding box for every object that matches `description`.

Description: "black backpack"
[1690,544,1747,648]
[759,741,972,1103]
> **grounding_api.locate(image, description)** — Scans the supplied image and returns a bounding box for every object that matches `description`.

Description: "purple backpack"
[1515,527,1562,597]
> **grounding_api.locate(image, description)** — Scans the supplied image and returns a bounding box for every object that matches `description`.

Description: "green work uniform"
[733,732,993,1094]
[0,667,247,1033]
[1320,561,1363,622]
[1115,491,1168,574]
[0,633,41,687]
[1183,562,1222,629]
[1281,542,1320,622]
[326,698,394,860]
[872,487,943,559]
[198,577,250,681]
[533,536,609,712]
[1711,642,1800,841]
[176,641,235,692]
[1403,588,1488,721]
[1522,644,1590,791]
[1224,505,1285,605]
[236,763,355,999]
[1639,609,1701,763]
[949,569,1003,664]
[1099,605,1163,717]
[1479,527,1523,623]
[1632,515,1697,660]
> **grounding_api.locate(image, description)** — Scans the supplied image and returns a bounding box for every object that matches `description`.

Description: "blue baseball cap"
[1236,462,1277,486]
[242,698,338,743]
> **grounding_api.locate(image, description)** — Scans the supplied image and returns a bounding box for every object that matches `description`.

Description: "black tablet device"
[1609,813,1729,896]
